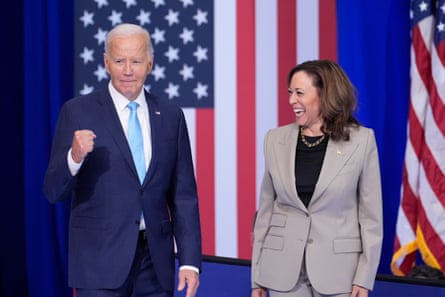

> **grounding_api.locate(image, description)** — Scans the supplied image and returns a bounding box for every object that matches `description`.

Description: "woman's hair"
[287,60,359,141]
[105,23,154,58]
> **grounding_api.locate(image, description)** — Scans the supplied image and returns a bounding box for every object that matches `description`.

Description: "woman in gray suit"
[251,60,383,297]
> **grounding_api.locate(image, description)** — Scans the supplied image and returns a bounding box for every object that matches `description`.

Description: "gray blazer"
[251,123,383,294]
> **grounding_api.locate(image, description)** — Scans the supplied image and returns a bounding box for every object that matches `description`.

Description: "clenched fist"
[71,130,96,163]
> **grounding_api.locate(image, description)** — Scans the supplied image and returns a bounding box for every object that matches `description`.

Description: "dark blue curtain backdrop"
[0,0,410,296]
[23,0,73,296]
[337,0,411,274]
[0,2,26,297]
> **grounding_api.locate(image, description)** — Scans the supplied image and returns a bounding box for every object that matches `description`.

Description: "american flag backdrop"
[392,0,445,275]
[74,0,337,259]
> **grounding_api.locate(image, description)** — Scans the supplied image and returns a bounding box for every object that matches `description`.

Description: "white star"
[151,65,166,81]
[419,1,428,12]
[151,28,166,44]
[136,10,151,26]
[144,84,151,92]
[94,64,108,82]
[94,0,108,8]
[165,9,180,26]
[179,64,194,81]
[122,0,136,8]
[80,47,94,64]
[193,82,208,99]
[179,0,194,7]
[179,28,194,44]
[108,10,123,26]
[438,22,445,32]
[165,46,180,63]
[441,3,445,14]
[94,28,108,45]
[80,84,94,95]
[193,46,208,63]
[193,9,208,26]
[165,82,180,99]
[151,0,165,8]
[80,10,94,27]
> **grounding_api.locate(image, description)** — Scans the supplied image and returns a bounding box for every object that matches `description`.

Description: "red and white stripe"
[392,2,445,275]
[183,0,337,259]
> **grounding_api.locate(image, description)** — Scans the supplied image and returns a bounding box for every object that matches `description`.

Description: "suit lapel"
[96,89,140,182]
[142,91,161,186]
[310,134,359,205]
[275,124,307,208]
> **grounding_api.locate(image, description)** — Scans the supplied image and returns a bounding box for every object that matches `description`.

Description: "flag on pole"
[392,0,445,276]
[74,0,337,260]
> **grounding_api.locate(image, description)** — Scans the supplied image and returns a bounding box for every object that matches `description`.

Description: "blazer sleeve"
[353,128,383,290]
[251,130,277,287]
[43,102,78,204]
[169,108,202,270]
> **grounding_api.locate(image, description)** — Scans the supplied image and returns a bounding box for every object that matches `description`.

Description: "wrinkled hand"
[251,287,267,297]
[351,285,368,297]
[71,130,96,163]
[177,269,199,297]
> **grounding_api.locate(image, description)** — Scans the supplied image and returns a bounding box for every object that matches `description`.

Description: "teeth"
[294,108,304,115]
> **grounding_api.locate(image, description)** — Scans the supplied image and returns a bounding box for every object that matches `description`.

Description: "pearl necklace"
[300,127,326,148]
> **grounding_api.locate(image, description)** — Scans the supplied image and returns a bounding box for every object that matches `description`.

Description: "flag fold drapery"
[392,0,445,276]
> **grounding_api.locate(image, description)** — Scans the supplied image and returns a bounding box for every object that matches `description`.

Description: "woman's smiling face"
[288,70,323,130]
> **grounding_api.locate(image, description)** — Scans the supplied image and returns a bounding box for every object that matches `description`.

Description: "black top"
[295,133,328,208]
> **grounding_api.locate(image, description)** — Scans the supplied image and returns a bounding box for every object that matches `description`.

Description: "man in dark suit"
[43,23,202,297]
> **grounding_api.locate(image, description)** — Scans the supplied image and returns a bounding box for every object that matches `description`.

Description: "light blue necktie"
[127,102,146,184]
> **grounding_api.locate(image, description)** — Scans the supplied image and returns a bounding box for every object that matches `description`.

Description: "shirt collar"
[108,81,146,112]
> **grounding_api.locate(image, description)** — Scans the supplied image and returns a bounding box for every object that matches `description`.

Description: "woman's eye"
[287,88,303,96]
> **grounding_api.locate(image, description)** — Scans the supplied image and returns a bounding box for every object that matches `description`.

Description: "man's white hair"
[105,23,154,57]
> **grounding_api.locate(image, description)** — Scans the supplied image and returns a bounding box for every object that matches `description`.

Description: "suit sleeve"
[43,103,78,204]
[251,130,276,288]
[353,128,383,290]
[169,108,202,270]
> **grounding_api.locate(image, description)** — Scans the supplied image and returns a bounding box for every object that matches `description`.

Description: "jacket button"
[307,238,314,244]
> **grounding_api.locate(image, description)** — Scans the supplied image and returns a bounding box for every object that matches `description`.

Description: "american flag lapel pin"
[155,111,161,115]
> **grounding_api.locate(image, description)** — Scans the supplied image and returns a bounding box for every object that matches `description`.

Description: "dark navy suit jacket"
[43,86,202,290]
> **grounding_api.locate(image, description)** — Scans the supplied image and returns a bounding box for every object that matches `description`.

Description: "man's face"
[104,33,153,100]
